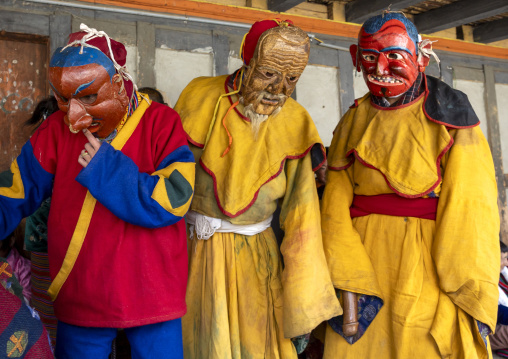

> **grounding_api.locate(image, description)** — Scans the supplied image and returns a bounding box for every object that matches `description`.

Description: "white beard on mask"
[240,92,285,138]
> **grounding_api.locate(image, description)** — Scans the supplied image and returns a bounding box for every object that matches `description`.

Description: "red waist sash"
[350,194,439,220]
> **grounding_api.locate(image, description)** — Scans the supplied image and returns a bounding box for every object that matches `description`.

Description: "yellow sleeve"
[321,165,383,298]
[434,125,500,330]
[278,153,342,338]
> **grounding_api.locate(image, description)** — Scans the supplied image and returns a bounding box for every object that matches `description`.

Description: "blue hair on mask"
[362,13,419,55]
[50,46,116,79]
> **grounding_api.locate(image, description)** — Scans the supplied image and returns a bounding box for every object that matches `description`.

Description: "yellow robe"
[322,94,500,358]
[174,75,341,359]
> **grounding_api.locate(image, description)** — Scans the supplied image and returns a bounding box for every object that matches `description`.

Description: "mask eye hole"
[264,71,275,78]
[387,53,403,60]
[79,94,98,105]
[287,75,298,83]
[361,53,377,62]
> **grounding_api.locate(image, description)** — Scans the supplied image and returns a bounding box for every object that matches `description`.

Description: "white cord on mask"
[60,23,138,93]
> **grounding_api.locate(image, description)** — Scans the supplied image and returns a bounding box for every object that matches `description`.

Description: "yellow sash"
[47,97,150,301]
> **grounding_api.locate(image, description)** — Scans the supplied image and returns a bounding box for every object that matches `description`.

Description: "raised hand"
[78,129,102,168]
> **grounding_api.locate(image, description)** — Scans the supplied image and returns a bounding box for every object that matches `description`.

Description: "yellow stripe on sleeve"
[0,160,25,199]
[151,162,195,218]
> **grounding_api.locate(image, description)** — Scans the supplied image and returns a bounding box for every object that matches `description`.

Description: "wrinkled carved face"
[49,48,129,138]
[242,33,309,116]
[355,20,420,98]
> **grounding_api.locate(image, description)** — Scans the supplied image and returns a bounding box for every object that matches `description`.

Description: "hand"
[78,129,102,168]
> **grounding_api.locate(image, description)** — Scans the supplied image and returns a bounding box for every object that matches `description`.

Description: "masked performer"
[0,24,195,358]
[321,12,500,358]
[174,19,341,358]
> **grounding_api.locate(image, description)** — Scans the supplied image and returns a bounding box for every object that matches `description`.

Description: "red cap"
[68,31,133,99]
[241,19,294,66]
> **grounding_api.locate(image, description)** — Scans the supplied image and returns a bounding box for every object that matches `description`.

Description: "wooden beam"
[414,0,508,34]
[74,0,363,38]
[345,0,422,24]
[70,0,508,60]
[484,65,508,244]
[473,17,508,44]
[267,0,305,12]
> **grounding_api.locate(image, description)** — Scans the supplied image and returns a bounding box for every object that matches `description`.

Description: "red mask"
[350,19,428,98]
[49,62,129,138]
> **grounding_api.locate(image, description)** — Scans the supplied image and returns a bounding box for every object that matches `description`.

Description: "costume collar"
[176,75,323,217]
[423,74,479,128]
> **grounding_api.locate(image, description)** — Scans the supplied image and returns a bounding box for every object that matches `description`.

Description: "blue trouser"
[55,318,183,359]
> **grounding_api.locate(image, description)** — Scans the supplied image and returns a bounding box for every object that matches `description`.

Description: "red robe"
[0,99,195,327]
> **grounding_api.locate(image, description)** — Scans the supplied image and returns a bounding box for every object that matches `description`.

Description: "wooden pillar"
[212,31,229,76]
[327,2,345,22]
[246,0,268,9]
[136,22,155,88]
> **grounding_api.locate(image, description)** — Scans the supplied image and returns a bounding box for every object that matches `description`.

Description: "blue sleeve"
[0,142,54,240]
[76,143,195,228]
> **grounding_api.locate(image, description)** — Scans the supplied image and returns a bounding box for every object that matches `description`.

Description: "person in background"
[490,241,508,357]
[0,230,31,303]
[138,87,167,105]
[0,258,53,358]
[321,12,499,358]
[174,19,340,358]
[0,24,194,358]
[24,96,59,127]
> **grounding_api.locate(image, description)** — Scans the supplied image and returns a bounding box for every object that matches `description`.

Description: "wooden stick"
[342,290,359,336]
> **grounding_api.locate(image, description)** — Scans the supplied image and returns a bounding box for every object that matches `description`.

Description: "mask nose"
[267,77,284,95]
[66,98,92,132]
[376,53,389,76]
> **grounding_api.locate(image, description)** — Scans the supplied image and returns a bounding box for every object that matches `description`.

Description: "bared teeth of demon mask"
[350,13,427,98]
[241,25,310,117]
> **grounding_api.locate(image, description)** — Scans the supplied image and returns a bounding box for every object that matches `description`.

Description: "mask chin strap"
[60,23,138,97]
[418,38,441,79]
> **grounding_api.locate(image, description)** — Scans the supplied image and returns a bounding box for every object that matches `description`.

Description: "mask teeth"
[371,75,402,83]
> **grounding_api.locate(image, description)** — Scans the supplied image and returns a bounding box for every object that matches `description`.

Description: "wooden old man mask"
[240,20,310,117]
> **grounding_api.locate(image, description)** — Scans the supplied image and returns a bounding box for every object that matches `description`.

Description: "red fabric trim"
[312,144,327,172]
[224,75,251,122]
[369,92,425,111]
[350,194,439,220]
[348,134,453,198]
[186,132,204,148]
[328,158,354,171]
[422,74,479,129]
[349,99,359,109]
[200,145,315,218]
